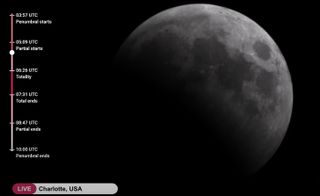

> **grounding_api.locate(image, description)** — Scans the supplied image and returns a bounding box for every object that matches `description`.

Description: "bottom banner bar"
[13,183,118,195]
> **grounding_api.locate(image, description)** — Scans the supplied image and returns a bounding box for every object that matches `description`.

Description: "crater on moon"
[253,40,271,60]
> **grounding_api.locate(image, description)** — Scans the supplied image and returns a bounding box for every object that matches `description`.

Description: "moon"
[115,4,293,177]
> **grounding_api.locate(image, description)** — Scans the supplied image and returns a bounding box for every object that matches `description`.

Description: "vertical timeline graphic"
[8,12,53,159]
[9,13,15,152]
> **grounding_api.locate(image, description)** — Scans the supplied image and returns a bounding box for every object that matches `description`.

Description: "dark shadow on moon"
[115,28,281,178]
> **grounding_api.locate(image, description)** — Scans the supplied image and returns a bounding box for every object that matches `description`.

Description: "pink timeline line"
[10,13,14,151]
[11,55,14,94]
[10,14,14,50]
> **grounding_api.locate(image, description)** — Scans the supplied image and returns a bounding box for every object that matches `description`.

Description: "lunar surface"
[115,4,293,176]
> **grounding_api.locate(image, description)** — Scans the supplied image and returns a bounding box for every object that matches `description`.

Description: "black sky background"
[1,0,319,195]
[109,0,319,193]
